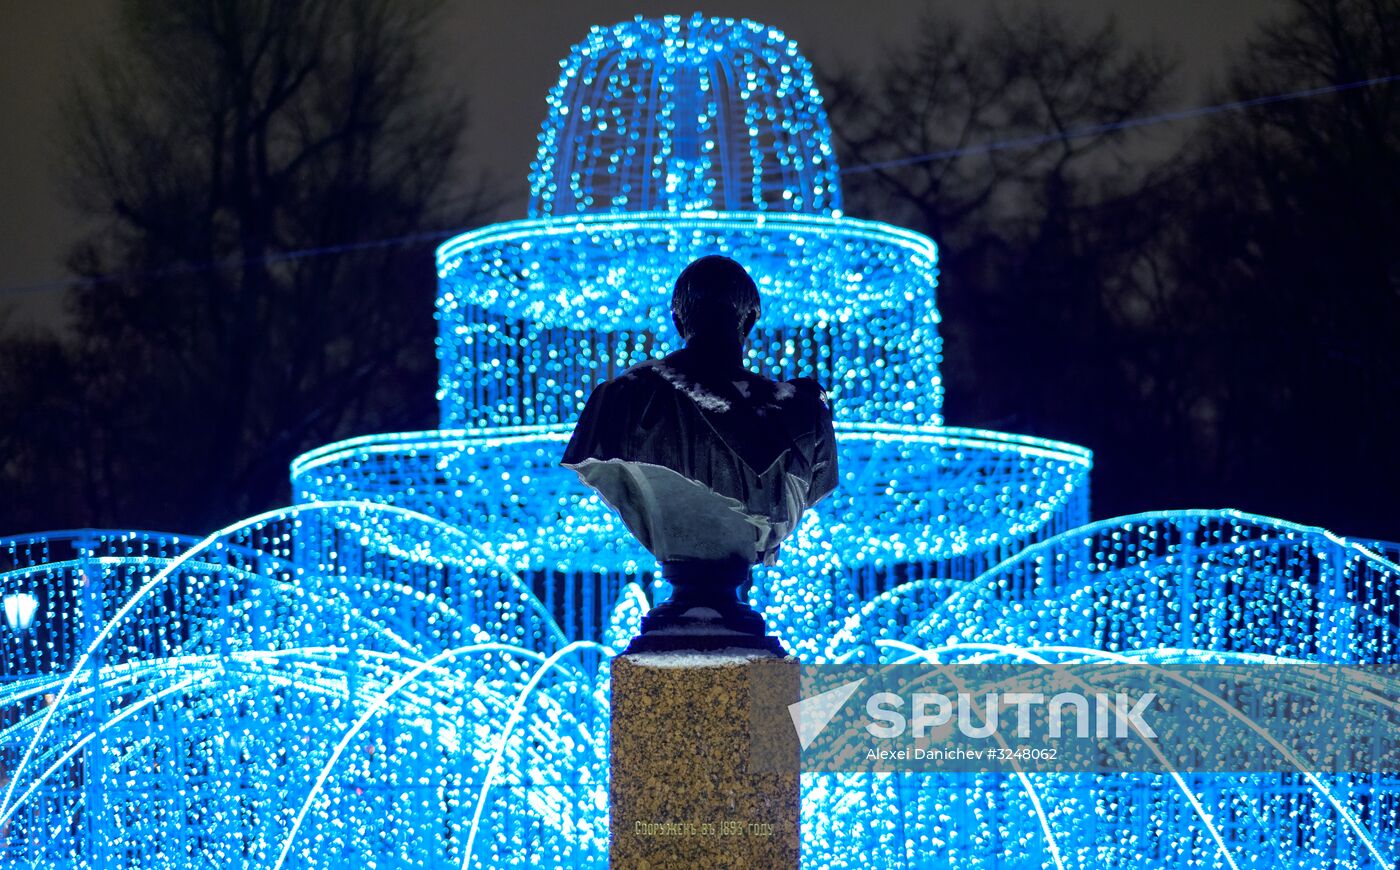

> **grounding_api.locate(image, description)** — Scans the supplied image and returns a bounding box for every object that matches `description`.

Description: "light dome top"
[528,14,842,217]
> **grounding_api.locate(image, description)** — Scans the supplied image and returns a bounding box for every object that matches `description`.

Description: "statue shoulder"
[781,376,832,412]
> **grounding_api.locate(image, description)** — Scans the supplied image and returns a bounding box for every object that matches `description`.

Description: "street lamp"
[3,592,38,634]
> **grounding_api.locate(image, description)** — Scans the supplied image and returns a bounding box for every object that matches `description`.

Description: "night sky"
[1,0,1274,327]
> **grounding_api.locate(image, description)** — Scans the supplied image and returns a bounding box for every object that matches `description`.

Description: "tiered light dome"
[313,13,1094,608]
[528,15,841,217]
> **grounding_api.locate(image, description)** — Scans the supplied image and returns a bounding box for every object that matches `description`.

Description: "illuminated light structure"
[0,509,609,868]
[0,13,1397,869]
[810,510,1400,869]
[296,14,1095,645]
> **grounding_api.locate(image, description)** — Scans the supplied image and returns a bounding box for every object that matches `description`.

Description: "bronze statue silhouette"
[562,255,838,654]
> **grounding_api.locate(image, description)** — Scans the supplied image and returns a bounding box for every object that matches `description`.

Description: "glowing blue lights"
[0,507,604,867]
[435,213,944,428]
[0,13,1396,869]
[528,15,841,217]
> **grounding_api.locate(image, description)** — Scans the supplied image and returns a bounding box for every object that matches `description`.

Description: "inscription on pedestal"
[609,653,799,869]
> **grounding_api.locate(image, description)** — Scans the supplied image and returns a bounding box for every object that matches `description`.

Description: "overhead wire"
[0,72,1394,300]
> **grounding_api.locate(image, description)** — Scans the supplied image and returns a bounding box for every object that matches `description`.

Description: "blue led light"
[528,15,841,217]
[1,14,1396,869]
[435,212,944,428]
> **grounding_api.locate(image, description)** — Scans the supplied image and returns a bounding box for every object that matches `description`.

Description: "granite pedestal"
[609,652,799,869]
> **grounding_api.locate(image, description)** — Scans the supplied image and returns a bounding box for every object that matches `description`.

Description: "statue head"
[671,255,761,344]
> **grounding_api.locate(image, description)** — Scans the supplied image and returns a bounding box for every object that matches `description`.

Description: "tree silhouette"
[827,0,1399,540]
[1164,0,1400,538]
[824,4,1185,518]
[0,0,493,534]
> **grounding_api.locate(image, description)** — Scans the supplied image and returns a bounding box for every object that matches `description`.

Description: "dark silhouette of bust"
[562,255,838,655]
